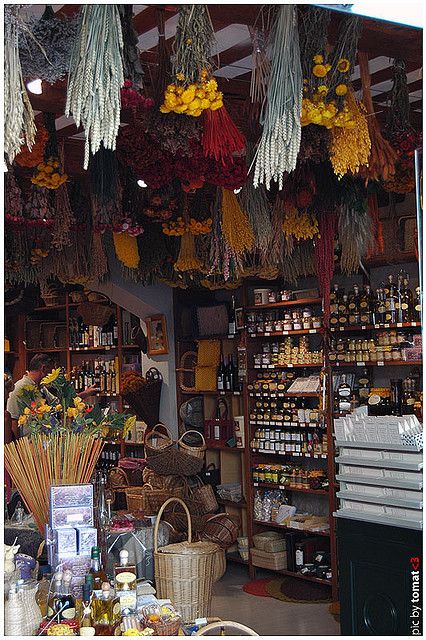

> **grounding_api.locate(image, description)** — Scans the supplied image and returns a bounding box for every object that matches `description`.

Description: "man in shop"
[6,353,99,439]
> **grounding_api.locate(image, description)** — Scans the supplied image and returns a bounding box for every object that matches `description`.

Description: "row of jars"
[250,406,321,424]
[252,464,327,488]
[254,350,323,367]
[329,336,410,363]
[247,308,322,334]
[250,429,327,455]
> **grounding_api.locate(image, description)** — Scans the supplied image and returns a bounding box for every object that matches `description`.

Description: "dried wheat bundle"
[66,5,124,168]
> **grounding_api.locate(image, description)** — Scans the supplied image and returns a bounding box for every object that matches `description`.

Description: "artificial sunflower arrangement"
[17,368,134,440]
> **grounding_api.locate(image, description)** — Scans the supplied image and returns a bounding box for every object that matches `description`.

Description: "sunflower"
[335,84,348,96]
[312,64,328,78]
[313,54,324,64]
[337,58,350,73]
[317,85,329,95]
[41,368,61,386]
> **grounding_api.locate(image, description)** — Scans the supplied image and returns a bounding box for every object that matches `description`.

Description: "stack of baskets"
[154,498,219,623]
[251,531,287,571]
[145,424,204,477]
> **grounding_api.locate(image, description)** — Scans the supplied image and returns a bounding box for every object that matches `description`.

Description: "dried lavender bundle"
[338,204,372,275]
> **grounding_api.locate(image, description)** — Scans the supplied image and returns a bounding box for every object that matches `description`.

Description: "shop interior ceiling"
[23,3,422,178]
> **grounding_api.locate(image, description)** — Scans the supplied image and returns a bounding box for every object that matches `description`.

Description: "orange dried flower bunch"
[31,157,68,189]
[160,70,223,117]
[162,217,212,236]
[15,127,49,168]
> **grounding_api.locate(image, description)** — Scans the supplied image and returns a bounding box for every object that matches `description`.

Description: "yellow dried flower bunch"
[174,232,203,272]
[113,232,140,269]
[160,70,223,117]
[162,217,212,237]
[301,55,352,128]
[162,218,186,237]
[31,158,68,189]
[330,91,371,178]
[282,207,319,241]
[221,189,254,257]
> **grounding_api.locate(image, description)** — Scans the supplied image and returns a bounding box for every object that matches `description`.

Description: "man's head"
[28,354,54,385]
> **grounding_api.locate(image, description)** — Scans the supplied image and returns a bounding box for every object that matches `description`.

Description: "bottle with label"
[92,582,121,636]
[80,583,95,635]
[414,287,421,322]
[224,355,232,392]
[53,570,76,621]
[217,354,225,391]
[348,285,360,325]
[402,278,413,322]
[337,375,351,413]
[385,275,397,324]
[329,284,340,328]
[113,317,119,346]
[357,368,370,404]
[228,295,237,335]
[36,564,52,617]
[375,288,386,325]
[338,295,349,327]
[89,547,108,598]
[114,550,137,614]
[359,285,373,325]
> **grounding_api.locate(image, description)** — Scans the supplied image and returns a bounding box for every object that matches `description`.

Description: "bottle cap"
[40,564,52,576]
[119,549,129,562]
[101,581,110,592]
[91,546,100,558]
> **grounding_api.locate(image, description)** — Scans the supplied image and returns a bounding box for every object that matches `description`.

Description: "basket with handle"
[164,501,212,534]
[177,351,197,393]
[144,424,174,458]
[212,548,226,582]
[123,368,163,428]
[200,513,240,549]
[154,498,219,623]
[144,616,182,636]
[204,399,236,448]
[187,476,218,516]
[147,447,204,477]
[76,299,113,327]
[125,484,184,515]
[178,430,207,460]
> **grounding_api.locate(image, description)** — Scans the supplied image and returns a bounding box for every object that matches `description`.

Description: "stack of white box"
[333,408,423,530]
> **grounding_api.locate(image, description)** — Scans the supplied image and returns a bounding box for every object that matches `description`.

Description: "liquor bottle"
[89,547,108,598]
[92,582,121,636]
[385,275,397,324]
[359,285,373,325]
[228,295,237,335]
[228,355,237,391]
[217,354,225,391]
[330,284,340,313]
[80,583,95,635]
[357,368,370,404]
[110,365,117,394]
[402,278,413,322]
[375,288,386,325]
[338,294,349,327]
[224,356,232,391]
[390,379,403,416]
[36,565,52,617]
[53,571,76,621]
[337,375,351,413]
[348,285,360,326]
[396,272,404,323]
[401,378,416,415]
[113,317,119,346]
[94,362,101,389]
[414,286,421,322]
[114,550,137,614]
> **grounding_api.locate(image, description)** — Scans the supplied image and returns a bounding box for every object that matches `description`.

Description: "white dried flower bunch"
[66,5,124,169]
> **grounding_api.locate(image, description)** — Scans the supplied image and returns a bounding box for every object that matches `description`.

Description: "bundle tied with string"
[89,145,122,228]
[314,210,338,327]
[338,180,372,275]
[221,189,254,257]
[202,105,246,164]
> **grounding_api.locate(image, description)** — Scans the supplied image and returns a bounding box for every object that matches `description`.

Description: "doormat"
[242,578,274,597]
[265,578,332,604]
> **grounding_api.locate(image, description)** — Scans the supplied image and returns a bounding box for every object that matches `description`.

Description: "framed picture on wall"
[145,315,169,356]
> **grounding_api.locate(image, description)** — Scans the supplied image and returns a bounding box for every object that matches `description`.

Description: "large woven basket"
[125,484,184,515]
[145,424,174,458]
[123,368,163,428]
[212,548,226,582]
[154,498,219,623]
[76,300,113,326]
[187,477,218,516]
[200,513,240,550]
[177,351,197,393]
[147,448,204,477]
[178,430,207,460]
[253,531,286,553]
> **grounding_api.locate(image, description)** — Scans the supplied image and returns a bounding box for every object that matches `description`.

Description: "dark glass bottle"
[217,354,225,391]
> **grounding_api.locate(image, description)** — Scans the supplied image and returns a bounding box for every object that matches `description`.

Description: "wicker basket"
[177,351,197,393]
[76,300,113,327]
[200,513,240,549]
[147,448,204,477]
[108,467,129,490]
[195,366,217,392]
[144,617,182,636]
[144,424,174,458]
[154,498,218,623]
[165,502,212,534]
[125,484,184,515]
[123,368,163,428]
[250,547,287,571]
[197,340,221,367]
[253,531,286,553]
[188,477,218,516]
[178,430,207,460]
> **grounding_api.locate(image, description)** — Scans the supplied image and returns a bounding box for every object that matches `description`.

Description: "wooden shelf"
[251,364,323,370]
[177,334,237,342]
[218,498,247,509]
[33,304,68,311]
[278,568,332,587]
[25,347,68,353]
[253,520,330,537]
[333,360,422,368]
[245,297,322,311]
[207,444,245,452]
[252,449,328,460]
[121,344,141,349]
[249,391,322,398]
[69,346,118,352]
[179,390,242,397]
[253,482,328,496]
[249,328,324,338]
[5,351,18,356]
[330,321,421,333]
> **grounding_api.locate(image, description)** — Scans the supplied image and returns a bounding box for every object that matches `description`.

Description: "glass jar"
[303,317,312,330]
[312,317,322,328]
[389,330,398,345]
[281,290,291,301]
[268,291,277,304]
[384,346,392,361]
[302,307,313,319]
[391,346,401,360]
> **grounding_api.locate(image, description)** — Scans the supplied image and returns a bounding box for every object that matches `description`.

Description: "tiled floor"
[211,564,341,636]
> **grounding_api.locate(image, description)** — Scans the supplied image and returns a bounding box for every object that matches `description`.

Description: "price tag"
[412,322,418,327]
[84,347,88,351]
[276,422,283,427]
[264,421,270,425]
[384,323,390,328]
[357,362,365,366]
[234,392,241,396]
[340,327,344,332]
[255,366,260,369]
[290,422,297,427]
[279,485,285,490]
[269,364,274,369]
[293,452,300,457]
[321,454,327,459]
[283,330,289,336]
[219,391,225,396]
[374,324,380,329]
[314,454,318,459]
[309,329,316,334]
[254,483,259,487]
[270,394,277,398]
[264,332,270,337]
[377,361,385,366]
[397,323,403,328]
[330,328,335,332]
[361,325,366,330]
[288,364,293,368]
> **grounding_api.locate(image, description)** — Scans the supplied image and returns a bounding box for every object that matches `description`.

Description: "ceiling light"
[233,187,242,194]
[137,179,147,188]
[26,78,43,95]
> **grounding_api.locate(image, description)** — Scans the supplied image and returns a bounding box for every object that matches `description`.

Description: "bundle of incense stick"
[4,433,104,533]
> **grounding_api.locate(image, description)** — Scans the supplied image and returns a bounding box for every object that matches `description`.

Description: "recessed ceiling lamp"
[233,187,242,194]
[26,78,43,94]
[137,179,147,188]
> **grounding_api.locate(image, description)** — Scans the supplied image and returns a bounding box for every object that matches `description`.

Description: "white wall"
[88,245,178,436]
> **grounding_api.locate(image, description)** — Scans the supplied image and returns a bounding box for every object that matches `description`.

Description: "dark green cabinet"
[337,518,422,635]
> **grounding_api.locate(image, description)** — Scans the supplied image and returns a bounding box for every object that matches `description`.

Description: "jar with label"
[391,346,401,360]
[389,330,398,345]
[302,317,312,330]
[302,307,313,319]
[281,290,291,301]
[268,291,277,304]
[264,319,274,333]
[283,314,293,331]
[312,317,322,328]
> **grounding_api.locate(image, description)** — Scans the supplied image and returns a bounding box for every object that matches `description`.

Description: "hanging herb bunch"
[249,21,272,111]
[66,5,124,169]
[19,5,79,84]
[253,5,303,189]
[15,125,48,168]
[51,142,75,250]
[4,5,36,165]
[338,178,371,275]
[207,189,244,283]
[382,58,421,194]
[89,145,122,230]
[301,14,362,130]
[119,5,154,112]
[330,89,371,178]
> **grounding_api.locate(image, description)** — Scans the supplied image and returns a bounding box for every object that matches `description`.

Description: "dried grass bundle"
[221,189,254,256]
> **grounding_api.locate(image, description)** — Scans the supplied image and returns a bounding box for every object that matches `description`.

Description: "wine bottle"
[113,317,119,346]
[402,278,413,322]
[337,374,351,413]
[348,285,360,326]
[414,286,421,322]
[224,356,232,391]
[217,354,225,391]
[228,295,236,335]
[54,571,76,621]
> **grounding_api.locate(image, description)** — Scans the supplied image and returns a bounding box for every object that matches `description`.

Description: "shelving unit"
[11,291,143,459]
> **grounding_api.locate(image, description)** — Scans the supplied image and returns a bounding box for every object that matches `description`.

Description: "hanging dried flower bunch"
[66,5,124,168]
[208,189,244,282]
[51,144,75,250]
[358,52,397,183]
[237,157,272,258]
[19,6,79,84]
[314,211,338,326]
[253,5,303,188]
[119,5,144,93]
[4,5,36,164]
[221,189,255,257]
[282,207,319,241]
[5,168,23,221]
[89,146,122,229]
[113,232,140,269]
[249,24,271,107]
[15,126,48,168]
[330,90,371,178]
[338,179,372,274]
